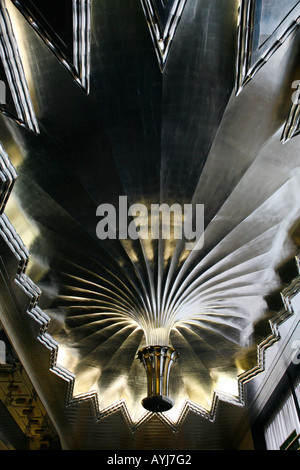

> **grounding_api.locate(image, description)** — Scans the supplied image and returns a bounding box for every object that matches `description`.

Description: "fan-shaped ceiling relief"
[0,0,299,428]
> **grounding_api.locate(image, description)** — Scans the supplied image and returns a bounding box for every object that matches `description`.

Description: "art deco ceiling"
[0,0,299,450]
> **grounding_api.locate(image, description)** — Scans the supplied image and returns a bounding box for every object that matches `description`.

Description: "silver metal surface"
[236,0,300,94]
[138,345,179,412]
[0,0,299,449]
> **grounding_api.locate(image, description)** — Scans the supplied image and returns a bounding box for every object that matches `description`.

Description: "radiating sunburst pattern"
[1,0,300,426]
[10,123,299,422]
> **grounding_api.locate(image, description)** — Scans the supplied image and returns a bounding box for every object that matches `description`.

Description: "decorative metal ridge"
[140,0,187,71]
[0,1,39,133]
[236,0,300,96]
[0,1,298,443]
[281,81,300,143]
[0,141,17,212]
[0,158,300,433]
[237,261,300,391]
[0,140,298,435]
[11,0,91,93]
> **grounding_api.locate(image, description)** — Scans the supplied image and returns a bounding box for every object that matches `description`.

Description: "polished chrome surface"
[140,0,187,70]
[0,0,299,449]
[11,0,91,92]
[0,1,38,132]
[138,345,178,412]
[236,0,300,94]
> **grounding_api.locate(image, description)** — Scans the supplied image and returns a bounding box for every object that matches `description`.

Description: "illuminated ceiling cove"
[0,0,299,449]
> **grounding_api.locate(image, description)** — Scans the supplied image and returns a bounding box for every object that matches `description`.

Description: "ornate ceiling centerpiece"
[137,345,179,412]
[0,0,299,449]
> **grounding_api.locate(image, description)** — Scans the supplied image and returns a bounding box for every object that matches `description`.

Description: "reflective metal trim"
[0,0,38,132]
[140,0,187,71]
[236,0,300,95]
[282,82,300,143]
[11,0,91,92]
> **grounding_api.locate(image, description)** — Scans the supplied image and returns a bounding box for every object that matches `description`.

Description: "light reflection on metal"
[0,141,17,213]
[11,0,91,93]
[236,0,300,95]
[140,0,187,71]
[0,0,299,447]
[0,0,39,132]
[281,81,300,143]
[137,345,178,412]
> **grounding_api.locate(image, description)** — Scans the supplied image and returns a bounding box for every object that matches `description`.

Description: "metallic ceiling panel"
[1,0,243,424]
[140,0,187,70]
[63,398,251,450]
[0,1,38,132]
[236,0,300,95]
[282,79,300,143]
[11,0,91,92]
[0,0,299,450]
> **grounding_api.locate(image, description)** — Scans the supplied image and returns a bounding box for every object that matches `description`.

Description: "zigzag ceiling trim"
[2,0,299,146]
[0,2,299,442]
[0,140,298,434]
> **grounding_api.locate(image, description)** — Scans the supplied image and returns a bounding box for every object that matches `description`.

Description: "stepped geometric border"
[0,139,298,434]
[281,80,300,143]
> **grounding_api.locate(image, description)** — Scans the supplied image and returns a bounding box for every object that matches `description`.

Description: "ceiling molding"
[11,0,91,93]
[281,80,300,143]
[0,142,17,213]
[237,255,300,389]
[0,1,39,133]
[140,0,187,71]
[236,0,300,95]
[0,139,298,437]
[0,2,299,448]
